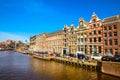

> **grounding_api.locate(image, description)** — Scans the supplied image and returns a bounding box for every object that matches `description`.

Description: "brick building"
[102,14,120,55]
[87,13,103,55]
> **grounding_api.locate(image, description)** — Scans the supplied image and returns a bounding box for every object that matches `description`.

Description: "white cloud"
[0,32,29,42]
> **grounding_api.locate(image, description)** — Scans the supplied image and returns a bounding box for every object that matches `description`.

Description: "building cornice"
[102,20,120,24]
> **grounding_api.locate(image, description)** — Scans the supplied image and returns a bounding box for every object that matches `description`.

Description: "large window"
[104,33,107,37]
[108,32,112,37]
[93,19,96,22]
[104,26,107,30]
[114,32,117,36]
[114,39,118,45]
[94,45,97,53]
[105,40,107,45]
[109,26,112,30]
[90,38,92,42]
[98,30,101,34]
[94,30,96,35]
[105,49,107,54]
[64,30,66,33]
[109,39,112,46]
[110,49,113,54]
[71,32,73,34]
[89,32,92,36]
[90,45,92,54]
[65,39,66,42]
[98,37,101,42]
[94,38,96,42]
[115,49,118,55]
[65,44,66,47]
[81,38,83,42]
[114,25,117,29]
[98,46,101,53]
[65,34,66,37]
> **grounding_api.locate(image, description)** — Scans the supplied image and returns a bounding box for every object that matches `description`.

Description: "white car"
[91,54,102,60]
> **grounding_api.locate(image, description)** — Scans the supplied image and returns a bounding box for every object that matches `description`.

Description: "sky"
[0,0,120,42]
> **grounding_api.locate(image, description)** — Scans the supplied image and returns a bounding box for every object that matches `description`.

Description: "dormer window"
[80,21,83,26]
[93,19,96,22]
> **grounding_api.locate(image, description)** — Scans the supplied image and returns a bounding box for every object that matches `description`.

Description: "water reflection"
[0,51,119,80]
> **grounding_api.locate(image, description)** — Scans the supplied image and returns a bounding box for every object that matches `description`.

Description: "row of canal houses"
[30,13,120,56]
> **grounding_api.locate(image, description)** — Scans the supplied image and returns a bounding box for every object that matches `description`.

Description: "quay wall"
[101,61,120,77]
[18,51,120,77]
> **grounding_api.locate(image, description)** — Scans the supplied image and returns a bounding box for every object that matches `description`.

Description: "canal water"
[0,51,119,80]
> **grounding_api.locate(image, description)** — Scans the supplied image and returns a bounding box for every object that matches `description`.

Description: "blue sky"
[0,0,120,42]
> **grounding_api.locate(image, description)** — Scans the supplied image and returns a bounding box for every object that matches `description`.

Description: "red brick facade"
[103,15,120,55]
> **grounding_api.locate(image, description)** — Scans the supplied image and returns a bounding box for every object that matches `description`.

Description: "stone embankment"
[17,50,120,77]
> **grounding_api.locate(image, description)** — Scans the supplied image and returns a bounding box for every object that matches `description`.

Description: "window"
[114,39,118,45]
[114,32,117,36]
[104,33,107,37]
[98,30,101,34]
[93,19,96,22]
[90,45,92,54]
[64,30,66,33]
[94,45,97,53]
[81,33,83,36]
[90,38,92,42]
[78,39,80,43]
[94,38,96,42]
[114,25,117,29]
[89,32,92,35]
[108,32,112,37]
[98,37,101,42]
[105,40,107,45]
[105,49,108,54]
[115,49,118,55]
[109,39,112,46]
[109,26,112,30]
[81,38,83,42]
[65,39,66,42]
[98,46,101,53]
[65,34,66,37]
[65,44,66,47]
[104,26,107,30]
[71,32,73,34]
[94,30,96,35]
[93,24,96,28]
[110,49,113,54]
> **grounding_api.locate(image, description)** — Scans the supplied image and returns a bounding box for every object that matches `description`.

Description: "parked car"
[112,55,120,62]
[63,54,70,58]
[91,54,102,60]
[102,55,113,61]
[76,52,89,60]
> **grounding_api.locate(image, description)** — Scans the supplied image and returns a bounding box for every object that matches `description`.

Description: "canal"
[0,51,119,80]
